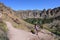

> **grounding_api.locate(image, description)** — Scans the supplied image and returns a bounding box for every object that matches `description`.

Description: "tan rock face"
[16,7,60,19]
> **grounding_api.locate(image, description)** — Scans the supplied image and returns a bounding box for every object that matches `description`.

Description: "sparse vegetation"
[24,18,60,36]
[0,21,7,32]
[0,21,8,40]
[24,18,54,24]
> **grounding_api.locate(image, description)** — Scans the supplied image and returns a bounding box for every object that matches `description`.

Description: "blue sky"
[0,0,60,10]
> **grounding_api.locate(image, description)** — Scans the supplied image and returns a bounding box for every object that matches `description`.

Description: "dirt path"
[5,22,39,40]
[5,21,55,40]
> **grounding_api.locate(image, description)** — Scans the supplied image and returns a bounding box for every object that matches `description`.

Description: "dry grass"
[2,12,33,31]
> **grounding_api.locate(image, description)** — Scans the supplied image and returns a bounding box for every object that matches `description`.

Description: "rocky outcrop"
[16,7,60,19]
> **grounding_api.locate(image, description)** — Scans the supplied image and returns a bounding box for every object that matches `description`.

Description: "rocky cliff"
[16,7,60,19]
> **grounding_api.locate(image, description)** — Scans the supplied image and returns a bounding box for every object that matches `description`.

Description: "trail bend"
[5,21,39,40]
[5,21,55,40]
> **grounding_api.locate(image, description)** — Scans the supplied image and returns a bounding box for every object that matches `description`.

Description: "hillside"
[15,4,60,40]
[0,3,60,40]
[0,3,33,31]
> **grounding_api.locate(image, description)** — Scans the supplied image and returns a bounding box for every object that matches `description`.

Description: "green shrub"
[0,21,7,32]
[0,21,9,40]
[24,18,60,36]
[24,18,53,25]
